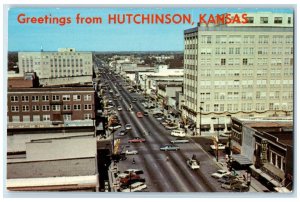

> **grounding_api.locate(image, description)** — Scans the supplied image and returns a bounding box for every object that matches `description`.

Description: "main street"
[99,67,229,192]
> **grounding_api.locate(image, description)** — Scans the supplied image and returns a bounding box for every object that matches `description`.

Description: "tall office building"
[182,13,293,133]
[16,48,93,86]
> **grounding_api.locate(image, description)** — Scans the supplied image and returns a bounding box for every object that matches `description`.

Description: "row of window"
[185,102,292,112]
[10,104,93,112]
[8,113,93,122]
[10,94,92,102]
[186,35,293,45]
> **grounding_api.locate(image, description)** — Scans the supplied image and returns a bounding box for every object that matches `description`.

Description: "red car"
[119,174,140,184]
[128,137,146,143]
[136,112,143,118]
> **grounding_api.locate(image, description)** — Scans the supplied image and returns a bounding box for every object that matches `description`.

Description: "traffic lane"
[115,108,181,191]
[138,113,226,192]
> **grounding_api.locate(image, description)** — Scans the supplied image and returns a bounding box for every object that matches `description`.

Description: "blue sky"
[8,7,293,51]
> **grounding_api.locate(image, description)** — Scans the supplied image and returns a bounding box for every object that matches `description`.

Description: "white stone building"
[16,48,93,86]
[183,13,293,134]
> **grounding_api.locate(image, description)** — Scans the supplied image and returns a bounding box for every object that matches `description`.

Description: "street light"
[199,102,204,136]
[226,114,232,158]
[211,117,220,162]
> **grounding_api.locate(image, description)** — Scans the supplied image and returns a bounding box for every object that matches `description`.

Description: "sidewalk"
[215,157,269,192]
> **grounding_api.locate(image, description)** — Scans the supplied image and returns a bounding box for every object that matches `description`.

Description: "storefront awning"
[232,154,253,165]
[201,124,211,129]
[249,165,282,187]
[213,124,225,129]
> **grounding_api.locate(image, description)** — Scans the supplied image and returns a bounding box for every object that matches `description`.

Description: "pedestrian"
[132,158,135,164]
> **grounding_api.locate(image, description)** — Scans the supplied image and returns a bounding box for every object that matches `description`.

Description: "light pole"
[211,117,220,162]
[199,102,204,136]
[226,114,232,158]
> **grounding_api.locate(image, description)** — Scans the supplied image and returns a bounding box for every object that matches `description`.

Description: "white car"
[187,159,200,170]
[117,106,122,111]
[108,125,122,130]
[210,143,226,150]
[211,170,231,179]
[125,124,132,130]
[125,150,138,155]
[171,130,186,137]
[121,182,147,192]
[170,138,189,144]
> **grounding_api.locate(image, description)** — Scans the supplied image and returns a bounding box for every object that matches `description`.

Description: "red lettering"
[199,14,207,24]
[17,13,26,24]
[207,14,216,24]
[241,13,248,24]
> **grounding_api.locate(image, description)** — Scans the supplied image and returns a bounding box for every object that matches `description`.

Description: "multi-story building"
[183,13,293,134]
[7,85,96,128]
[15,48,93,86]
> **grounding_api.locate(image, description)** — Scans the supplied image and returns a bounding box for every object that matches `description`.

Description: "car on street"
[136,112,143,118]
[160,144,180,151]
[125,124,132,130]
[171,130,186,137]
[119,173,141,183]
[186,159,200,170]
[143,111,149,116]
[211,170,231,179]
[132,98,137,102]
[121,182,147,192]
[220,132,231,137]
[218,174,238,184]
[117,106,122,111]
[124,169,144,175]
[170,137,189,144]
[128,137,146,143]
[108,125,122,130]
[210,143,226,150]
[118,130,127,136]
[165,124,179,130]
[125,150,138,155]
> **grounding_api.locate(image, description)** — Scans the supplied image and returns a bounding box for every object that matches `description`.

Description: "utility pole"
[199,101,204,136]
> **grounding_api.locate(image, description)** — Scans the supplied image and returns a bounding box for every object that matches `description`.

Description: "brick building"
[7,85,96,127]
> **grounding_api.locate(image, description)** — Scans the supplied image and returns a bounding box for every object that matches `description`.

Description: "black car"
[143,111,149,116]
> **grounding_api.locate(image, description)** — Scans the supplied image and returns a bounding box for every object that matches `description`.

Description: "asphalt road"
[99,68,229,192]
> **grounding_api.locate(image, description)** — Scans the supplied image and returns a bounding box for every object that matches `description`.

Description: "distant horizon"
[8,7,293,51]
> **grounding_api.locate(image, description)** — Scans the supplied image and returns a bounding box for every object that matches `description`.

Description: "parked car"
[186,159,200,170]
[218,174,238,184]
[171,130,186,137]
[118,130,127,136]
[125,124,132,130]
[210,143,226,150]
[117,106,122,111]
[132,98,137,102]
[125,150,138,155]
[136,112,143,118]
[211,170,231,179]
[231,182,250,192]
[108,125,122,130]
[160,144,180,151]
[119,173,141,184]
[121,182,147,192]
[170,137,189,144]
[165,124,179,130]
[128,137,146,143]
[143,111,149,116]
[124,169,144,175]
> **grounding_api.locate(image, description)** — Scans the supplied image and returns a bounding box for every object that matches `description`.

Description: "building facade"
[7,86,96,128]
[182,13,293,133]
[15,48,93,85]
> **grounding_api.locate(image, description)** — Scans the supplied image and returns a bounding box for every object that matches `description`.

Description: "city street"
[99,68,229,192]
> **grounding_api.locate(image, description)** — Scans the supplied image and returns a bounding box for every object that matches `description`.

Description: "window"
[274,17,282,24]
[33,115,40,122]
[23,115,30,122]
[63,105,71,110]
[42,115,50,121]
[42,105,50,111]
[74,104,81,110]
[84,94,92,101]
[11,106,19,112]
[42,95,49,101]
[52,105,60,111]
[62,95,70,101]
[52,95,60,101]
[260,17,268,24]
[22,105,29,112]
[32,96,39,102]
[21,96,29,102]
[247,17,254,23]
[221,59,226,65]
[32,105,40,111]
[12,116,20,122]
[288,17,291,24]
[10,96,19,102]
[84,114,92,120]
[73,95,81,101]
[84,104,92,110]
[63,114,72,121]
[243,58,248,65]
